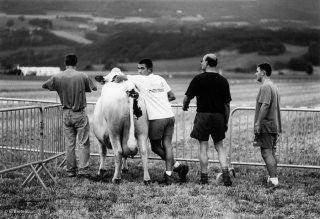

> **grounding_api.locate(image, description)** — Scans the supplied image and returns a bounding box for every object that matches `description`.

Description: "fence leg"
[30,164,48,191]
[58,157,66,168]
[41,163,57,184]
[21,164,42,188]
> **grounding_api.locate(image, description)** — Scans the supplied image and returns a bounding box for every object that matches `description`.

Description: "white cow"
[92,68,151,184]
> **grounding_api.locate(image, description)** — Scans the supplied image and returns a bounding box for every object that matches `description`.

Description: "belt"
[63,108,85,112]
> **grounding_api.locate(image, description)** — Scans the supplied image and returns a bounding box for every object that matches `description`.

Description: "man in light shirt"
[115,58,189,185]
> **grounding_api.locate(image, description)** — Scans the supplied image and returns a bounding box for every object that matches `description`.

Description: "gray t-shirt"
[42,69,95,111]
[254,79,282,133]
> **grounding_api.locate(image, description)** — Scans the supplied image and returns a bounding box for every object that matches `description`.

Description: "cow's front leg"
[122,158,128,172]
[113,150,123,184]
[138,136,151,185]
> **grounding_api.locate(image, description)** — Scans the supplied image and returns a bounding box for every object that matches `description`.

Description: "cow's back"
[92,83,130,147]
[100,83,130,129]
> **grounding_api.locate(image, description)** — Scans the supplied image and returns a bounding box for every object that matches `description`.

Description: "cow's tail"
[127,97,137,155]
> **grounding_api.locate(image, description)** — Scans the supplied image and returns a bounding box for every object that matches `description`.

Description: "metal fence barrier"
[229,107,320,169]
[1,98,319,191]
[0,103,65,190]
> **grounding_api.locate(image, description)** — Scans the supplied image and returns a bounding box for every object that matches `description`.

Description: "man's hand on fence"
[182,105,189,111]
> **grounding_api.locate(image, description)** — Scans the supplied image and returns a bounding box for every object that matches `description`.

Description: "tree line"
[1,25,319,74]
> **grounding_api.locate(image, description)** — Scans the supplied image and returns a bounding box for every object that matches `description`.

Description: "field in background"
[1,72,320,108]
[120,44,309,73]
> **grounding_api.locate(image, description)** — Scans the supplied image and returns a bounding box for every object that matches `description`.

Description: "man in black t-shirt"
[183,53,232,186]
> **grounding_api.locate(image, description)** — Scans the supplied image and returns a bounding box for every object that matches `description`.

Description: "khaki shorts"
[253,133,278,149]
[149,117,175,140]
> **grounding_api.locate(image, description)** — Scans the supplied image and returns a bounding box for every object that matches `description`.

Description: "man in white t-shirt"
[115,58,189,185]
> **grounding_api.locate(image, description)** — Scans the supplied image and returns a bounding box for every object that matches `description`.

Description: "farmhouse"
[18,66,60,76]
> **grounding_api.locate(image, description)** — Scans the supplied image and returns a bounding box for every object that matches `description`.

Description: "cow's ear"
[95,75,106,85]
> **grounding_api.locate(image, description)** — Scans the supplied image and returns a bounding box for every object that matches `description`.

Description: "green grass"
[1,158,320,218]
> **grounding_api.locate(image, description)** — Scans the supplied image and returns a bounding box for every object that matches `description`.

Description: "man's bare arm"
[254,103,269,134]
[182,95,191,111]
[167,90,176,102]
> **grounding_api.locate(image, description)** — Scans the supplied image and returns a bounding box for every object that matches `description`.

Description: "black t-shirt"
[185,72,232,114]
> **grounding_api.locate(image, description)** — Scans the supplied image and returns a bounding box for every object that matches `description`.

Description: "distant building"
[18,66,60,76]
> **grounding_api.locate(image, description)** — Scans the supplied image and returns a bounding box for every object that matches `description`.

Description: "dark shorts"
[190,112,225,143]
[253,133,278,149]
[149,117,175,140]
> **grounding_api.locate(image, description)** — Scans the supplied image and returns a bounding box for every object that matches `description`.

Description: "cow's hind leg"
[122,158,128,172]
[137,136,151,185]
[110,135,123,184]
[93,140,108,181]
[113,150,123,184]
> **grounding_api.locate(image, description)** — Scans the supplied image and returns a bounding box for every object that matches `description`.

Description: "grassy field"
[1,71,320,108]
[1,73,320,218]
[0,158,320,218]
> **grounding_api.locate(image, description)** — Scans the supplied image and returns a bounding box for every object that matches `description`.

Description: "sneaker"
[222,172,232,187]
[173,164,189,183]
[160,172,174,185]
[200,173,208,185]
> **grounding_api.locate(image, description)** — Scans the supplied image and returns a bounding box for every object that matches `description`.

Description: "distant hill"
[0,0,319,27]
[0,0,319,72]
[118,44,309,74]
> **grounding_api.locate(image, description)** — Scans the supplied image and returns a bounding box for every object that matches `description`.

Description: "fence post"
[40,106,44,161]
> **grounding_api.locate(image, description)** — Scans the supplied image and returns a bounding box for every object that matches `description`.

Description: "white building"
[19,66,60,76]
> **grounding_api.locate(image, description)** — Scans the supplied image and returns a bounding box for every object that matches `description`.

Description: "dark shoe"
[159,172,174,185]
[77,173,93,180]
[223,172,232,187]
[200,173,208,185]
[90,169,108,182]
[266,181,279,190]
[173,164,189,183]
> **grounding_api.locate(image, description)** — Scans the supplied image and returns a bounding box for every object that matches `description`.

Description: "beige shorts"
[253,133,278,149]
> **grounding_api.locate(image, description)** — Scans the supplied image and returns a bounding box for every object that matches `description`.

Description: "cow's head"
[95,67,124,85]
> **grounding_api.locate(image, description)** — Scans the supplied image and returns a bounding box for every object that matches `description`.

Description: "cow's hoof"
[144,180,152,186]
[99,169,108,176]
[230,168,236,178]
[112,178,121,184]
[122,169,129,173]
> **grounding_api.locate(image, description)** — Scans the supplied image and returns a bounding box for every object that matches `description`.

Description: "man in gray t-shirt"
[42,53,97,178]
[254,63,281,189]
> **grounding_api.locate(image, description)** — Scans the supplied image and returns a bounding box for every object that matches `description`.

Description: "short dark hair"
[205,56,218,67]
[139,58,153,71]
[258,63,272,76]
[65,53,77,66]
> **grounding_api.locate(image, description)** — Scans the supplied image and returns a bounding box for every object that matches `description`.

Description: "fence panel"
[2,98,319,171]
[0,97,57,109]
[87,102,221,162]
[229,107,320,168]
[0,106,43,172]
[43,104,65,159]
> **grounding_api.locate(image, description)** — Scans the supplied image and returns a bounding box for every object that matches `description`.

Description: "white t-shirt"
[127,74,174,120]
